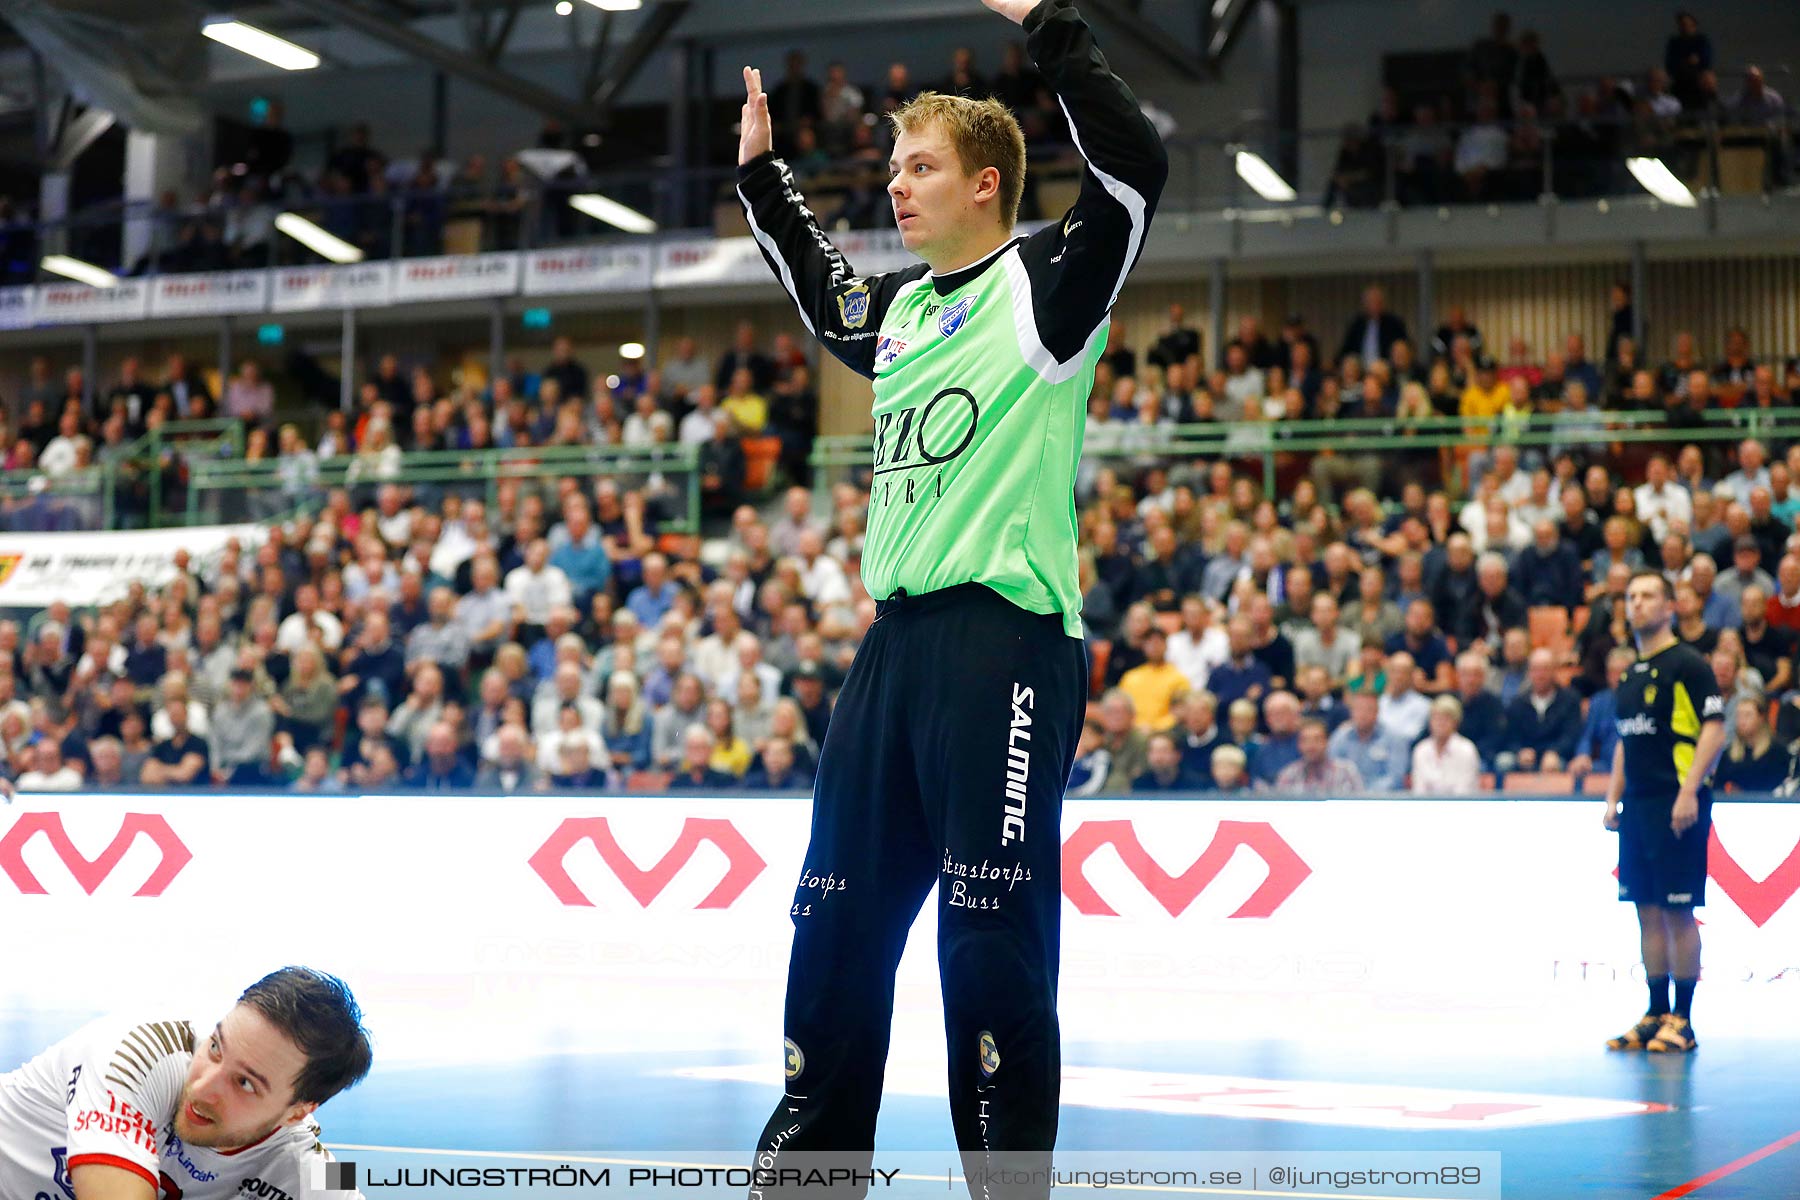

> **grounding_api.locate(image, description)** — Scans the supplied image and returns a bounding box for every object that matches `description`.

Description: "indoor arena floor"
[308,1019,1800,1199]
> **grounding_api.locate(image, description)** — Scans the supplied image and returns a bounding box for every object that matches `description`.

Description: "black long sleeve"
[736,154,929,380]
[1013,0,1169,365]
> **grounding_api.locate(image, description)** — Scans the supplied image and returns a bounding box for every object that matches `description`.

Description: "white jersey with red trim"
[0,1013,361,1200]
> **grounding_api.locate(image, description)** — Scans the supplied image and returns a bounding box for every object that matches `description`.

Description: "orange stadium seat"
[1528,606,1570,652]
[1583,772,1612,795]
[627,770,672,792]
[1089,639,1111,697]
[742,436,783,493]
[1504,771,1576,795]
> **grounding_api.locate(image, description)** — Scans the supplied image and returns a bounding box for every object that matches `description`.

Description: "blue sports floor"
[302,1029,1800,1199]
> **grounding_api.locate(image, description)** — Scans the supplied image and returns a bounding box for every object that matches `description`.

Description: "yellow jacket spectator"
[1117,628,1188,731]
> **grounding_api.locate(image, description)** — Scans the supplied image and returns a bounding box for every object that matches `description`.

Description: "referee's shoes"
[1606,1013,1666,1051]
[1646,1014,1699,1053]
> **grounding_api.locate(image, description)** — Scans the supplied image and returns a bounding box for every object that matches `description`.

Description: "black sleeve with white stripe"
[736,154,930,380]
[1016,0,1169,366]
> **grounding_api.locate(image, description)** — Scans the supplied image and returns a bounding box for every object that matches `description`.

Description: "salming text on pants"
[752,583,1086,1197]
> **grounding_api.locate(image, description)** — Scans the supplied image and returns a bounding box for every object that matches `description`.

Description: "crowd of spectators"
[0,320,819,530]
[7,275,1800,796]
[1067,281,1800,795]
[1325,9,1793,207]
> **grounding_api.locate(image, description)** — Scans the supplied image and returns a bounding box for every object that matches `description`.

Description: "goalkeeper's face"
[175,1005,317,1149]
[888,121,1001,258]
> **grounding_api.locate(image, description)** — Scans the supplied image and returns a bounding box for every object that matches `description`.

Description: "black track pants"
[751,584,1086,1199]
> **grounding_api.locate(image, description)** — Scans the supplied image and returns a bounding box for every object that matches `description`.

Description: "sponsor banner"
[148,270,270,318]
[653,235,771,289]
[522,244,654,296]
[0,523,266,608]
[270,262,395,312]
[0,285,33,330]
[390,252,519,302]
[33,279,151,325]
[2,796,1796,1075]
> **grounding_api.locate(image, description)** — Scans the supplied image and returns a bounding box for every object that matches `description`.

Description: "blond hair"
[889,92,1027,228]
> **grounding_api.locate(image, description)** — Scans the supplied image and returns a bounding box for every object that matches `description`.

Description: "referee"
[735,0,1165,1185]
[1603,570,1727,1054]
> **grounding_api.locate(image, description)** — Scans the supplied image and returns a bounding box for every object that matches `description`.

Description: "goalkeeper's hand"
[739,66,771,166]
[980,0,1039,24]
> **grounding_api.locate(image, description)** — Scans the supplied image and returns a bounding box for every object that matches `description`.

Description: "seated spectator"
[1166,594,1228,692]
[1717,537,1777,617]
[1117,627,1188,732]
[1768,555,1800,635]
[1710,632,1764,714]
[1718,696,1790,792]
[1294,663,1348,732]
[1388,599,1455,693]
[270,646,336,755]
[651,673,707,770]
[1410,695,1482,794]
[545,738,608,790]
[1133,731,1206,792]
[790,663,834,747]
[406,587,472,683]
[720,367,769,435]
[406,720,477,791]
[291,745,340,793]
[1172,691,1225,779]
[476,724,543,794]
[389,657,450,761]
[1098,689,1150,791]
[670,725,737,789]
[209,668,274,787]
[600,671,654,772]
[548,498,611,605]
[1378,652,1431,742]
[141,698,208,786]
[1291,594,1361,690]
[744,736,811,790]
[1500,649,1581,772]
[1204,743,1255,793]
[1328,688,1412,792]
[1251,691,1303,785]
[1273,718,1364,793]
[86,737,130,788]
[1066,718,1113,796]
[1569,645,1634,781]
[705,696,752,778]
[1345,569,1403,653]
[1737,585,1794,696]
[15,740,82,791]
[1208,616,1273,711]
[1516,519,1584,612]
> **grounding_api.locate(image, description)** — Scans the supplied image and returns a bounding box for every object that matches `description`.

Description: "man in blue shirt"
[1208,616,1273,711]
[549,499,611,606]
[625,553,682,628]
[1571,646,1635,782]
[1328,688,1413,791]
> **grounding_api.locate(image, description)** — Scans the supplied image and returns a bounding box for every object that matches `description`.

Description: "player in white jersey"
[0,967,371,1200]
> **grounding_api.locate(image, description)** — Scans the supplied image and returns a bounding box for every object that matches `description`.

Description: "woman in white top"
[1412,693,1483,795]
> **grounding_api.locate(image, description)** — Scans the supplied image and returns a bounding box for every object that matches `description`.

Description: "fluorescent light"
[275,212,364,264]
[41,255,117,288]
[582,0,643,10]
[555,1,573,13]
[1234,149,1296,202]
[1626,156,1698,208]
[568,193,658,234]
[620,342,645,358]
[201,20,321,71]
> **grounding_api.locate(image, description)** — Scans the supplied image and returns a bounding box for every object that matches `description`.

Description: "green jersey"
[737,0,1167,639]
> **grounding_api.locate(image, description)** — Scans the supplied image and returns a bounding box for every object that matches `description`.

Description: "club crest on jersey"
[1644,684,1657,706]
[874,335,909,370]
[838,282,871,329]
[938,295,975,339]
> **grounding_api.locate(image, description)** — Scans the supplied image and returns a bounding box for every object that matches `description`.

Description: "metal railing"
[812,406,1800,504]
[1,111,1792,285]
[184,442,700,532]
